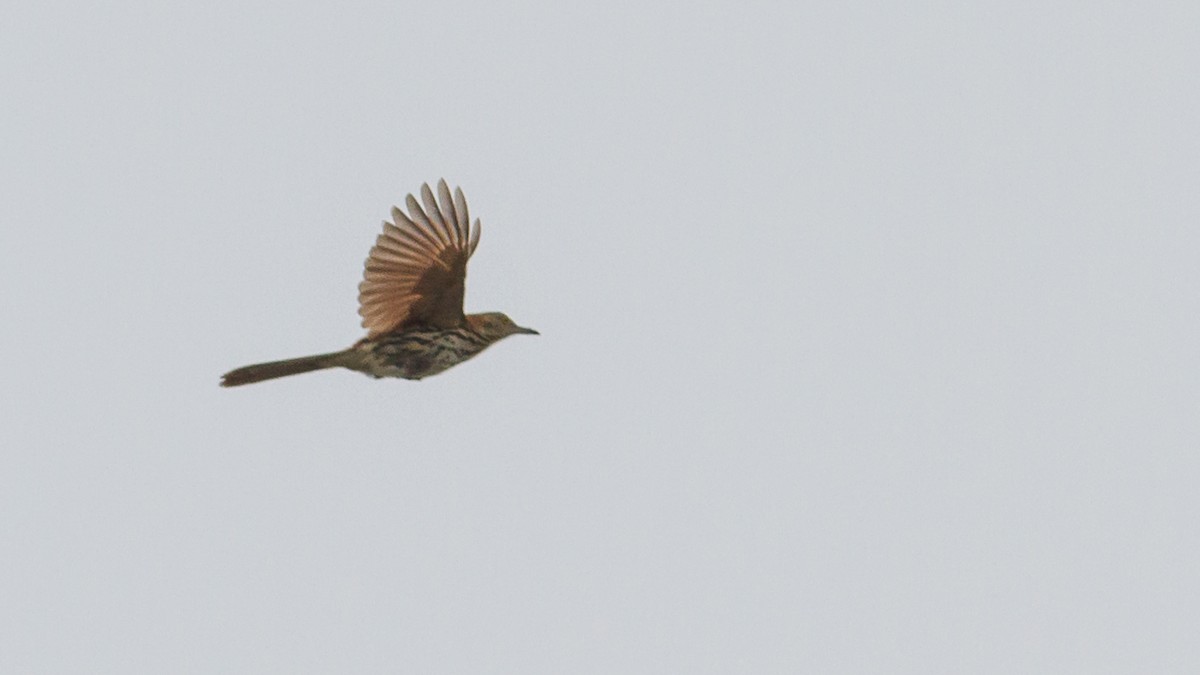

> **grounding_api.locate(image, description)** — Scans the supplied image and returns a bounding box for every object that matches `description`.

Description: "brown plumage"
[221,180,536,387]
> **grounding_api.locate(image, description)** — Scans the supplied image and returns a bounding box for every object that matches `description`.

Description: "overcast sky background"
[2,2,1198,673]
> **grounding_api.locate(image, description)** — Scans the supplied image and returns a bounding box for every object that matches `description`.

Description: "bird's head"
[467,312,539,342]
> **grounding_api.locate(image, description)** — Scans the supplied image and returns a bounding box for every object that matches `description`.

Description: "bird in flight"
[221,179,537,387]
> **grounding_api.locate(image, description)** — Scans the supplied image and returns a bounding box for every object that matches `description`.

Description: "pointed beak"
[517,326,540,335]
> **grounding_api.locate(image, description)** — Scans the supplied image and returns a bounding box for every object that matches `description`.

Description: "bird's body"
[221,181,536,387]
[352,323,500,380]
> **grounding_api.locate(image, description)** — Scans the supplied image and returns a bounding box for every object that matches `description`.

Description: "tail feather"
[220,351,347,387]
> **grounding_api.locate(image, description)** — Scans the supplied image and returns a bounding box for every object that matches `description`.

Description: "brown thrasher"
[220,179,537,387]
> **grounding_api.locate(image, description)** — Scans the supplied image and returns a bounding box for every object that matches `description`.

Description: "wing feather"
[452,186,469,234]
[358,180,482,336]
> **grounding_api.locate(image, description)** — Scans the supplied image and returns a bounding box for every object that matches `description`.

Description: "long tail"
[220,350,349,387]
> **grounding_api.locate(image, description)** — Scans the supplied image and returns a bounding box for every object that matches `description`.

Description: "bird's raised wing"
[358,179,482,336]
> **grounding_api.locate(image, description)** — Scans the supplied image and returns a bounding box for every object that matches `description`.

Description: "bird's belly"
[350,331,486,380]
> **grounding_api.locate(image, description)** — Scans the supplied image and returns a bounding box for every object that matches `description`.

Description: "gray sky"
[3,2,1198,672]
